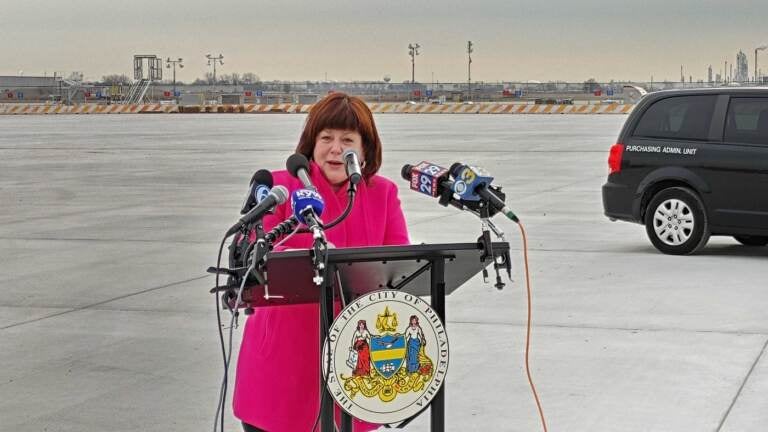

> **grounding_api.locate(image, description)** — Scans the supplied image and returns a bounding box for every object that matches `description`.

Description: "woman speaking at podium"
[233,92,410,432]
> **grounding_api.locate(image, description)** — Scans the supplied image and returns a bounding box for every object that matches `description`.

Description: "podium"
[240,241,510,432]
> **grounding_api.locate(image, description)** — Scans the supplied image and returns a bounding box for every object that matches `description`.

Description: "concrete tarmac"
[0,114,766,432]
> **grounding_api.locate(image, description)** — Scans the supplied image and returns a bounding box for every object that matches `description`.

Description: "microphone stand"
[476,199,512,290]
[301,210,328,286]
[323,181,357,230]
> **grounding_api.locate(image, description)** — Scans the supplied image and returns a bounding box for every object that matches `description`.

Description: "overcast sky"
[1,0,767,83]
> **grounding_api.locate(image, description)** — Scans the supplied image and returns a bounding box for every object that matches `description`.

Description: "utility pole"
[756,46,767,83]
[408,43,420,84]
[206,53,224,93]
[166,57,183,102]
[467,40,473,102]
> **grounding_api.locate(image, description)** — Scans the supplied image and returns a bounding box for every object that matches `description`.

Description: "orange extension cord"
[517,222,548,432]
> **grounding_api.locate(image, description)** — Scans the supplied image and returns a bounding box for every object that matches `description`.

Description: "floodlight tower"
[408,43,420,84]
[166,57,183,99]
[756,45,767,83]
[206,53,224,88]
[467,41,474,101]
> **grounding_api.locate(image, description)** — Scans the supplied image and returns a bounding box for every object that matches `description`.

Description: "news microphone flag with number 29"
[407,162,449,197]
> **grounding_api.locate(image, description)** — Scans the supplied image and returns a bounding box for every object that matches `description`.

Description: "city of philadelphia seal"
[322,289,450,424]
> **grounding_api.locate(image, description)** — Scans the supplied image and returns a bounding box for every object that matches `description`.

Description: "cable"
[212,236,228,432]
[274,223,302,248]
[323,190,355,230]
[517,222,548,432]
[214,238,259,432]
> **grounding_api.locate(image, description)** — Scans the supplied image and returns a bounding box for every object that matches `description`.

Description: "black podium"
[244,242,510,432]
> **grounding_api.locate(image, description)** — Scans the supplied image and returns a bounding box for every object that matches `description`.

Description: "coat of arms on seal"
[323,290,450,424]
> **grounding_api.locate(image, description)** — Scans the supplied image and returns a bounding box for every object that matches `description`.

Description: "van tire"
[644,187,710,255]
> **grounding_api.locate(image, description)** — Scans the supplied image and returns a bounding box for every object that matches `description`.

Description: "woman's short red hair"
[295,92,382,180]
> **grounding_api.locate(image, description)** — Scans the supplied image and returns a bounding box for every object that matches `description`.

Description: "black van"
[602,88,768,254]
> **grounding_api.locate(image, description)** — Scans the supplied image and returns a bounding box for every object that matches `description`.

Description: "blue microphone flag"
[291,188,325,225]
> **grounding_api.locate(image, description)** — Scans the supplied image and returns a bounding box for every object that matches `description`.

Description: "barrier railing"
[0,102,635,115]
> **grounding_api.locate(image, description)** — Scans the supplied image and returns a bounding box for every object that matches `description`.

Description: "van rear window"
[633,95,717,141]
[724,98,768,145]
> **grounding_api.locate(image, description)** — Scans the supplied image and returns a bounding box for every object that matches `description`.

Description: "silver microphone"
[343,149,363,185]
[225,185,289,237]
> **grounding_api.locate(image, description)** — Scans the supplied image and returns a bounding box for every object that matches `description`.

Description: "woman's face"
[313,128,364,186]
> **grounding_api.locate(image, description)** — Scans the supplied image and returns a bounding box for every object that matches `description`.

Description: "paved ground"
[1,114,766,432]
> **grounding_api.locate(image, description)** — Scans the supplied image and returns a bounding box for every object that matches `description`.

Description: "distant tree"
[218,73,241,85]
[68,71,84,82]
[100,74,131,85]
[242,72,260,84]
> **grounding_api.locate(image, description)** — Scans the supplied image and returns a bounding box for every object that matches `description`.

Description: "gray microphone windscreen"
[271,185,289,204]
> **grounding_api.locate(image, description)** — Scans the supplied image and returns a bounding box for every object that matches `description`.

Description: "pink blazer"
[233,162,410,431]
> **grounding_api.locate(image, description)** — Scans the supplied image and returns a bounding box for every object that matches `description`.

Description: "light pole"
[408,43,420,84]
[756,46,767,83]
[467,41,473,101]
[206,53,224,93]
[166,57,183,101]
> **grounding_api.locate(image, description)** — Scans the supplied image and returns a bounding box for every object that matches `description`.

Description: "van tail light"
[608,143,625,174]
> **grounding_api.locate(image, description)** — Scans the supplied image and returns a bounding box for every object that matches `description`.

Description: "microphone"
[343,149,363,186]
[225,185,289,237]
[291,188,325,230]
[449,163,519,222]
[449,163,494,202]
[240,169,273,214]
[286,153,316,191]
[400,161,452,197]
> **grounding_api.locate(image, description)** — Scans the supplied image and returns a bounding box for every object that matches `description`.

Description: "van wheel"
[644,187,709,255]
[734,236,768,246]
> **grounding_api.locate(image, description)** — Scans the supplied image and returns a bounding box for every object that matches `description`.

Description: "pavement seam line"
[449,320,768,337]
[0,275,209,331]
[715,336,768,432]
[2,237,634,254]
[0,146,608,154]
[0,236,212,245]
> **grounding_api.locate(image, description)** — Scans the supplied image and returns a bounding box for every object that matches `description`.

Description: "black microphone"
[449,163,519,222]
[286,153,316,191]
[225,185,289,237]
[240,169,274,214]
[343,149,363,185]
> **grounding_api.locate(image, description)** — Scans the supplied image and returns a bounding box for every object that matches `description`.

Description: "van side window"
[724,98,768,145]
[633,95,717,141]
